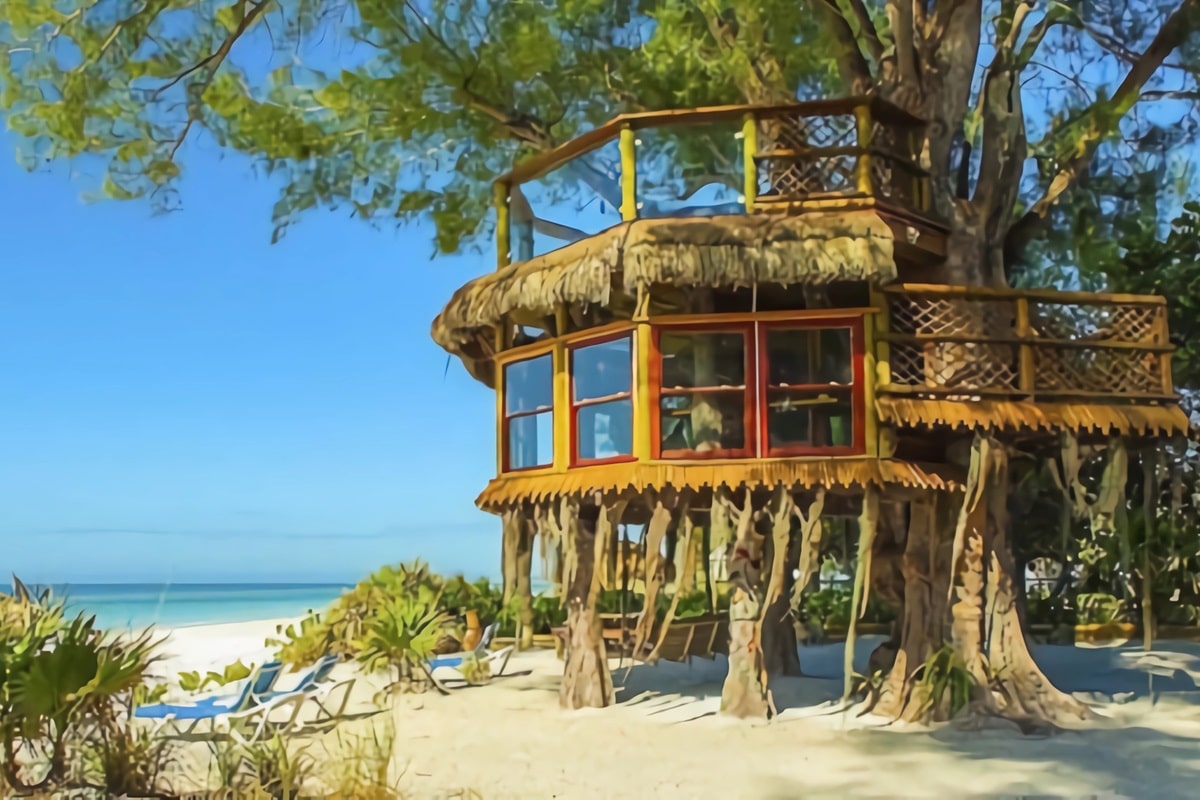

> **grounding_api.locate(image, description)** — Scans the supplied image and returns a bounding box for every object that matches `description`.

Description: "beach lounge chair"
[135,661,306,745]
[256,654,357,729]
[425,622,514,693]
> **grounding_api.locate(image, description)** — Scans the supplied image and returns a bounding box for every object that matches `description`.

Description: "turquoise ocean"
[20,578,554,631]
[27,583,353,630]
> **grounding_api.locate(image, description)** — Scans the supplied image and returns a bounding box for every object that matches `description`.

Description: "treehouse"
[430,97,1189,717]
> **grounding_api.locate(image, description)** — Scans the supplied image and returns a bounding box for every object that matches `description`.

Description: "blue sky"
[0,127,502,584]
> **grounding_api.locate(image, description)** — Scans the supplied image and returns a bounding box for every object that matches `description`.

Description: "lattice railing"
[880,285,1174,401]
[492,97,933,268]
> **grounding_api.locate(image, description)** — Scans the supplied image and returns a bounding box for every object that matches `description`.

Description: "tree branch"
[1025,0,1200,222]
[811,0,876,92]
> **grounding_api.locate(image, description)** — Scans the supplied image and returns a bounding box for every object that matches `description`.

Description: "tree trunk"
[875,437,1091,728]
[516,513,535,651]
[721,588,769,718]
[759,507,801,678]
[560,504,614,710]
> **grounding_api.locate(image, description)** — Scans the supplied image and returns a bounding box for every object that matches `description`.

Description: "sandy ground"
[154,620,1200,799]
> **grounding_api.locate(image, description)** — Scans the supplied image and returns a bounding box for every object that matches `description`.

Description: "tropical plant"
[356,589,453,691]
[235,734,316,800]
[178,658,254,693]
[0,578,161,793]
[72,681,179,798]
[1076,592,1130,625]
[911,645,975,723]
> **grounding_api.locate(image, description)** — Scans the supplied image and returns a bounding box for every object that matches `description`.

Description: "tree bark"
[515,512,535,651]
[760,487,801,678]
[559,500,614,710]
[721,586,769,719]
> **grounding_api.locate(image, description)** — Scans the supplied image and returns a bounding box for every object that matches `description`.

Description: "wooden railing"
[878,284,1175,402]
[493,97,931,269]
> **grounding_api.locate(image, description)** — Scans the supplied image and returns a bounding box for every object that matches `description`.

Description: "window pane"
[508,410,554,469]
[576,399,633,461]
[573,336,632,402]
[659,332,745,389]
[659,393,745,452]
[766,390,853,449]
[766,328,852,386]
[504,354,553,415]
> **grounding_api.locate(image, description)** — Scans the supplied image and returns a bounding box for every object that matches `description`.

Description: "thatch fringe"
[475,458,954,511]
[876,397,1189,437]
[431,211,897,356]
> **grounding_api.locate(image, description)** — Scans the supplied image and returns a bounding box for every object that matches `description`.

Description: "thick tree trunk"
[722,588,769,718]
[875,438,1090,728]
[516,514,535,651]
[560,503,614,710]
[759,509,801,678]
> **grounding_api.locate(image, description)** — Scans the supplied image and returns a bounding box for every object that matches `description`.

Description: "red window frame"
[500,352,554,473]
[650,323,755,460]
[569,331,637,468]
[757,318,865,458]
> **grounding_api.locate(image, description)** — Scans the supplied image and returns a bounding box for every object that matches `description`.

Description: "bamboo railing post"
[853,103,874,196]
[619,126,638,221]
[741,113,758,213]
[494,181,511,269]
[1015,296,1036,396]
[1156,305,1175,395]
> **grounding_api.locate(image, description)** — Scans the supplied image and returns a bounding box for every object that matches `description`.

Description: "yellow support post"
[494,181,511,269]
[854,104,874,196]
[868,285,893,458]
[494,325,506,476]
[633,323,652,461]
[553,337,571,471]
[742,113,758,213]
[619,126,638,221]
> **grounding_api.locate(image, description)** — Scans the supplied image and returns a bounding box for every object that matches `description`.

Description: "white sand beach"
[153,619,1200,799]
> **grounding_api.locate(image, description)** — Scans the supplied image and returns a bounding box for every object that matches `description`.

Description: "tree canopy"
[2,0,1200,276]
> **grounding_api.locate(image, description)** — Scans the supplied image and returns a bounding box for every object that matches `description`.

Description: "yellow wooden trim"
[853,104,873,195]
[742,113,758,213]
[650,308,877,326]
[494,341,556,368]
[495,352,506,476]
[887,282,1166,307]
[861,306,878,459]
[1015,296,1035,394]
[553,338,571,472]
[619,126,638,221]
[633,323,652,460]
[494,181,510,270]
[868,284,892,459]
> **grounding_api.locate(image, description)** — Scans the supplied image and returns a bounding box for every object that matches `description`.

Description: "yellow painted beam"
[553,339,571,470]
[854,104,873,196]
[619,126,638,221]
[742,113,758,213]
[633,323,653,461]
[494,181,510,269]
[494,355,506,477]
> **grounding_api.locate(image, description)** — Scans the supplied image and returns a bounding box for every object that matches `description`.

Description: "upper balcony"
[491,96,943,270]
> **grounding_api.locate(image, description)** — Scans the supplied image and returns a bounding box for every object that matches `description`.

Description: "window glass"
[659,332,745,389]
[764,326,855,452]
[504,354,553,415]
[766,328,852,386]
[577,399,634,460]
[507,411,554,469]
[766,393,852,449]
[659,394,746,453]
[573,337,632,401]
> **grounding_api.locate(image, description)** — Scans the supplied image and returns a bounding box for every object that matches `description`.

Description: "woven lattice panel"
[1029,301,1162,344]
[889,296,1013,338]
[1035,346,1163,395]
[889,341,1019,391]
[759,113,857,198]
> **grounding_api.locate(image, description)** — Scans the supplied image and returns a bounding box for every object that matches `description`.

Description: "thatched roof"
[876,397,1190,437]
[475,458,953,511]
[431,210,896,379]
